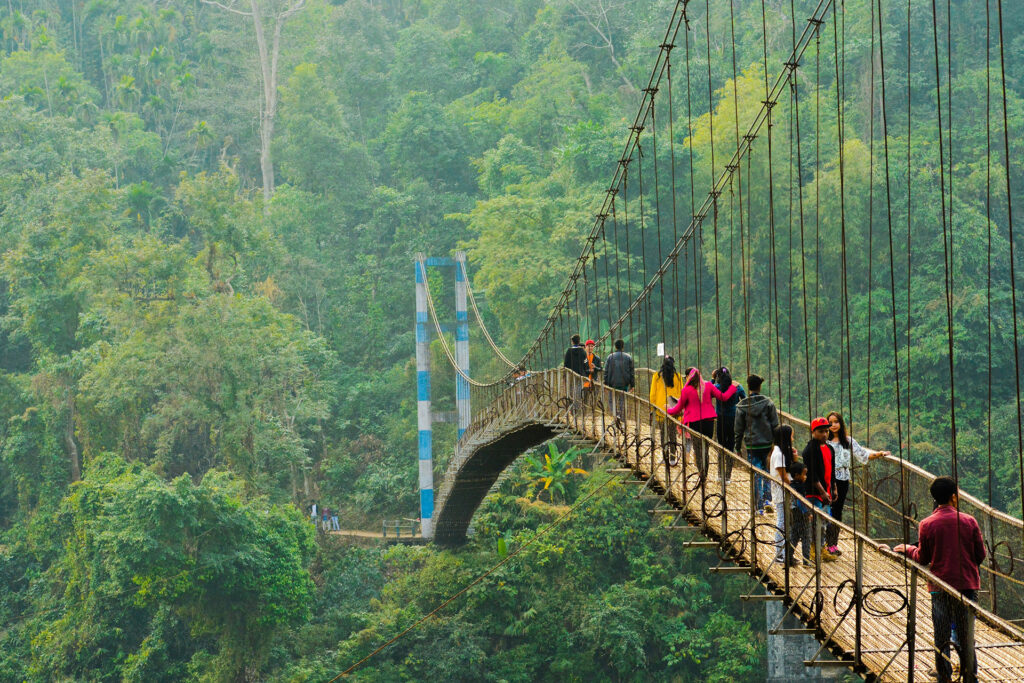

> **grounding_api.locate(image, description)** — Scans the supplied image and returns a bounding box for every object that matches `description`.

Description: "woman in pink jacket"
[667,368,737,481]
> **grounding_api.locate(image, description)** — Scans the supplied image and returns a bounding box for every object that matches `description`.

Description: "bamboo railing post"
[907,567,918,683]
[748,454,757,568]
[783,487,791,595]
[854,536,864,670]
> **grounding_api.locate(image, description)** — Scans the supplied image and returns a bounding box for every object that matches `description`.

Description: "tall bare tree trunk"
[202,0,306,204]
[66,395,81,482]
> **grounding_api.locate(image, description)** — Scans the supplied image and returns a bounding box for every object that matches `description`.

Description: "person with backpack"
[649,356,683,464]
[666,368,737,481]
[603,339,635,422]
[733,374,779,509]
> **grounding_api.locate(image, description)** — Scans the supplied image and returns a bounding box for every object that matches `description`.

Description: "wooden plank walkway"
[440,369,1024,682]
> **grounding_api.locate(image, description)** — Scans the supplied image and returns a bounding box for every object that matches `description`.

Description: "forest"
[1,0,1022,681]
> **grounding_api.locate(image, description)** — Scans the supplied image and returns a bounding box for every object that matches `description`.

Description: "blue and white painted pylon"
[414,254,473,539]
[414,257,434,538]
[454,251,471,440]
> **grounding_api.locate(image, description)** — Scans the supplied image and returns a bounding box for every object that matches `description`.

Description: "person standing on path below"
[733,374,779,508]
[884,476,986,683]
[603,339,635,423]
[824,411,889,556]
[666,368,737,481]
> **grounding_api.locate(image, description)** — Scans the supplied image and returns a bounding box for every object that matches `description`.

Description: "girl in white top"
[824,411,890,555]
[770,424,797,562]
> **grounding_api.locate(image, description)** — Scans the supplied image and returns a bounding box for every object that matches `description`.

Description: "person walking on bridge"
[886,476,986,683]
[563,334,587,376]
[734,374,779,511]
[649,356,683,464]
[604,339,634,423]
[667,368,737,481]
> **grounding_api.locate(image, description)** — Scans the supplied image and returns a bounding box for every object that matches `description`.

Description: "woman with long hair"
[824,411,889,555]
[712,366,746,481]
[770,424,798,563]
[649,356,683,462]
[667,368,737,480]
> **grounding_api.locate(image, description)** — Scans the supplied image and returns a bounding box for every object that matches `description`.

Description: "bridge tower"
[414,253,471,539]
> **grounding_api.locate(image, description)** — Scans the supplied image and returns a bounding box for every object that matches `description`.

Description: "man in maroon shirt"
[884,476,986,683]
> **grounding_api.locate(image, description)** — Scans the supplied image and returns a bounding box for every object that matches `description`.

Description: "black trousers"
[716,414,735,479]
[825,479,850,546]
[690,418,716,480]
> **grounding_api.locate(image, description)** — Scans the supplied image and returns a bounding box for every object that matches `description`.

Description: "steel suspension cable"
[995,0,1023,525]
[790,0,814,417]
[833,2,854,427]
[666,47,682,354]
[929,0,958,486]
[650,93,667,349]
[459,260,518,369]
[762,0,783,391]
[985,0,994,510]
[729,0,743,368]
[875,0,910,547]
[704,0,722,365]
[418,258,491,387]
[905,0,913,473]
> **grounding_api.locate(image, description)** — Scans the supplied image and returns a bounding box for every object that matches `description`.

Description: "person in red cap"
[800,416,838,562]
[581,340,602,407]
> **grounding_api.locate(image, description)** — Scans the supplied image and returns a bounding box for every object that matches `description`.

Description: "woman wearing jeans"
[825,411,888,555]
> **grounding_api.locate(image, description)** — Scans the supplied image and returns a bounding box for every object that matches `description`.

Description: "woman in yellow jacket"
[649,356,683,463]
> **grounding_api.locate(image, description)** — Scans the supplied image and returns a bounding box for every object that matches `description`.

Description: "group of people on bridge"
[562,335,987,683]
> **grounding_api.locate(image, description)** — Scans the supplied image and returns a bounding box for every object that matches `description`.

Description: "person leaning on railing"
[823,411,889,557]
[882,476,986,683]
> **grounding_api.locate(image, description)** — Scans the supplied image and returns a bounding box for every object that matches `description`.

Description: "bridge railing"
[454,368,1024,678]
[627,367,1024,621]
[776,411,1024,623]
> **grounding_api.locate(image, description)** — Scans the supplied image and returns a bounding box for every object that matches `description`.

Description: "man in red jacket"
[885,476,986,683]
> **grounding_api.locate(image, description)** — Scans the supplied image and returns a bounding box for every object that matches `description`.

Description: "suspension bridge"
[368,0,1024,680]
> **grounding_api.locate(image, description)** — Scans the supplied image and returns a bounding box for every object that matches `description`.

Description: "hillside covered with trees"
[1,0,1023,680]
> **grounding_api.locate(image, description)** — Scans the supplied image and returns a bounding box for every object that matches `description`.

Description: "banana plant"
[521,442,588,503]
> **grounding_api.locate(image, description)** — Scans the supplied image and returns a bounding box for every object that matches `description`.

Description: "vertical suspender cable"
[762,0,783,392]
[790,0,814,417]
[995,0,1023,524]
[704,0,722,365]
[929,0,958,485]
[876,0,910,546]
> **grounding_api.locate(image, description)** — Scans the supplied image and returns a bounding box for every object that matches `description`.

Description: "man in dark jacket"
[801,417,838,562]
[734,374,779,509]
[603,339,634,422]
[563,334,587,376]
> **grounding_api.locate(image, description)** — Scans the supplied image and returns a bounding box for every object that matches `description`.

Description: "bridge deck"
[437,369,1024,682]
